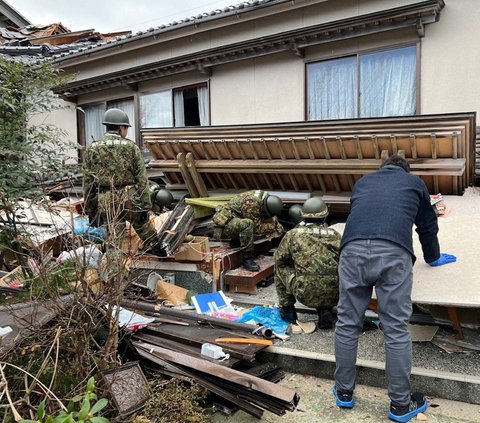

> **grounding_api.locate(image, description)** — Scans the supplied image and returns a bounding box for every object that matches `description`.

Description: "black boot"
[242,251,260,272]
[317,308,333,329]
[279,305,298,324]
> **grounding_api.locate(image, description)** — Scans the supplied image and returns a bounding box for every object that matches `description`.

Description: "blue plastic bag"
[235,306,290,335]
[74,217,107,243]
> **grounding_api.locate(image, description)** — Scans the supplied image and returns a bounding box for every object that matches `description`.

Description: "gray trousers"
[334,239,413,406]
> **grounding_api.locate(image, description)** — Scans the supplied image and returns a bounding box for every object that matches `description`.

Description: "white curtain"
[139,90,173,128]
[307,56,357,120]
[108,98,136,140]
[197,85,209,126]
[360,46,416,117]
[84,103,105,145]
[174,90,185,127]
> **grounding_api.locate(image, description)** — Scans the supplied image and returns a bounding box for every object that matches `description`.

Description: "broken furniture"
[224,255,275,294]
[154,196,195,257]
[144,113,475,197]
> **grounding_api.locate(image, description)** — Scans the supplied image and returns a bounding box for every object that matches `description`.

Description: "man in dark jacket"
[333,155,456,423]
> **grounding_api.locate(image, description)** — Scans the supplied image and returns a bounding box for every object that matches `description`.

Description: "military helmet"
[301,196,328,218]
[103,108,131,127]
[288,204,303,225]
[155,189,174,208]
[263,194,283,217]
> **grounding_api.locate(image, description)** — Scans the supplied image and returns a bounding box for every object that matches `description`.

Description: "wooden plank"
[447,306,464,340]
[144,324,264,360]
[132,342,299,405]
[186,152,208,197]
[177,153,199,197]
[151,158,466,173]
[225,256,274,286]
[134,345,265,418]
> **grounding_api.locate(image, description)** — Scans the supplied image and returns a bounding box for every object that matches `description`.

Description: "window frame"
[139,81,210,130]
[78,96,136,146]
[304,42,421,121]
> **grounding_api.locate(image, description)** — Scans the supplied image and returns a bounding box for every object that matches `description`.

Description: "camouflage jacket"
[275,222,341,277]
[213,190,265,226]
[82,131,151,216]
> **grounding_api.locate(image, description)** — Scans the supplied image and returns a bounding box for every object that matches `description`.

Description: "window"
[83,103,105,145]
[139,84,209,129]
[140,90,173,128]
[307,45,416,120]
[81,97,135,145]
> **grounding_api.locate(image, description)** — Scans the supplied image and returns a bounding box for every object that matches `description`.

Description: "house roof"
[55,0,445,98]
[50,0,292,62]
[1,0,286,63]
[0,22,130,62]
[0,0,31,29]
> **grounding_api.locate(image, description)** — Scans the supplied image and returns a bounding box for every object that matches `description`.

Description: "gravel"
[235,285,480,376]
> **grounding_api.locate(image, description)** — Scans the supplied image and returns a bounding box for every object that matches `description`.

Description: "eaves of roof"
[56,0,445,98]
[0,0,31,28]
[50,0,292,64]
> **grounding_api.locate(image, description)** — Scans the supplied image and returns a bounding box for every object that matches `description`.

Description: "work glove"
[428,253,456,267]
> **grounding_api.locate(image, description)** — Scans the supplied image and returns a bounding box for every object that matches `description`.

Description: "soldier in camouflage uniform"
[274,197,341,329]
[213,190,283,271]
[82,108,152,243]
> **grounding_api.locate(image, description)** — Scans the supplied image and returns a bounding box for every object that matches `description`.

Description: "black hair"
[381,155,410,172]
[105,124,121,132]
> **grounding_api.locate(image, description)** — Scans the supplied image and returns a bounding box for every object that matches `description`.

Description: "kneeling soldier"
[274,197,341,329]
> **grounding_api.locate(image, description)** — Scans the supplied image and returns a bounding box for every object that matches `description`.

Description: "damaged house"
[1,0,480,417]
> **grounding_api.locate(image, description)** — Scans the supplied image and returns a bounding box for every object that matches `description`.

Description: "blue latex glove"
[428,253,456,267]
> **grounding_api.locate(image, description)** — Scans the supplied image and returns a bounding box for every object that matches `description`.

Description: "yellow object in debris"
[214,337,273,346]
[186,196,234,218]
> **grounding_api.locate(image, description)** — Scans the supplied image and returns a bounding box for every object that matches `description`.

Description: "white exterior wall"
[211,53,304,124]
[421,0,480,116]
[28,99,78,161]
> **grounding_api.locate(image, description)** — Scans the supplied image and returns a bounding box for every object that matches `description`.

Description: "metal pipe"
[121,299,259,333]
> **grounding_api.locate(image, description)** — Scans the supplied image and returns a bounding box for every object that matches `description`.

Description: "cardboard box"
[174,236,210,261]
[0,266,26,289]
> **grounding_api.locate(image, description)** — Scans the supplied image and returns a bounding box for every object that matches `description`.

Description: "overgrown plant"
[19,377,109,423]
[0,57,145,420]
[0,56,76,267]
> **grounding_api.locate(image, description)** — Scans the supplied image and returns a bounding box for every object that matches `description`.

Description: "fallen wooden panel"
[0,295,74,352]
[142,324,266,360]
[143,113,476,196]
[132,332,241,367]
[154,197,195,257]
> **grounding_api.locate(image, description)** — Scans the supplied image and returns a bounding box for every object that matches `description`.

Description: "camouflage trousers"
[275,265,339,309]
[221,217,255,251]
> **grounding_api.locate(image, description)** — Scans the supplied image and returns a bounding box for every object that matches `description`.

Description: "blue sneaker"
[388,392,428,422]
[333,385,355,408]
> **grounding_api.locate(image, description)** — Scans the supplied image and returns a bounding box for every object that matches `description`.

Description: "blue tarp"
[236,306,290,335]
